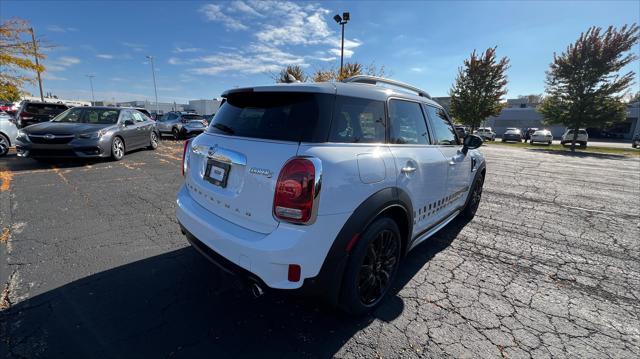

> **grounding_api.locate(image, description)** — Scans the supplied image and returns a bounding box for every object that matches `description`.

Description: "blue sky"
[3,0,639,103]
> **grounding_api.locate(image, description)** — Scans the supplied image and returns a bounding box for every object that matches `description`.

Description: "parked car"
[561,129,588,147]
[176,76,486,314]
[474,127,496,141]
[15,106,159,160]
[454,125,468,139]
[632,134,639,148]
[122,107,152,118]
[530,129,553,145]
[15,101,69,128]
[0,112,18,156]
[522,127,539,141]
[501,128,522,142]
[156,112,207,139]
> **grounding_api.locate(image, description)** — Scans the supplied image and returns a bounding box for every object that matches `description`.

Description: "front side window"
[132,112,146,123]
[425,105,458,145]
[329,96,385,143]
[388,99,430,144]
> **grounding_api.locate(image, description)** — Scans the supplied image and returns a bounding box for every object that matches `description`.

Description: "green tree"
[0,18,45,100]
[449,47,510,131]
[274,65,307,83]
[539,24,639,151]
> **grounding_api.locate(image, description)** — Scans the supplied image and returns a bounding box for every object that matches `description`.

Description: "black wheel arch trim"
[298,187,413,305]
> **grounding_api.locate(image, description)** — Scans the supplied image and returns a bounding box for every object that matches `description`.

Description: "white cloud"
[47,25,78,33]
[190,1,363,76]
[96,54,114,59]
[200,4,248,30]
[111,77,127,82]
[42,73,67,81]
[122,42,146,52]
[173,47,203,53]
[410,67,425,73]
[45,56,81,72]
[96,53,132,60]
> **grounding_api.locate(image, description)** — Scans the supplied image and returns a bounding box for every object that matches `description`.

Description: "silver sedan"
[0,111,18,156]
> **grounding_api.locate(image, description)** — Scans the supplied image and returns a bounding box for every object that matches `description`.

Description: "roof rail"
[342,75,431,99]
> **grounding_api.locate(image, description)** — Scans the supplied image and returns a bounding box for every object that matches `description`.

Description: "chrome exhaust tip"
[250,282,264,298]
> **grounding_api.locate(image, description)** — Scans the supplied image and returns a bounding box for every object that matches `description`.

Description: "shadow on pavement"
[0,218,468,358]
[525,148,628,159]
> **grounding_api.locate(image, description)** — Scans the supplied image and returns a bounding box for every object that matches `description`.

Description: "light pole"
[86,75,95,104]
[28,27,45,102]
[146,55,160,115]
[333,12,350,77]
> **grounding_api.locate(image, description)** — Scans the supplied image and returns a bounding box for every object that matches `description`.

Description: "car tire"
[548,141,552,145]
[461,172,484,220]
[339,217,402,316]
[172,127,181,140]
[148,131,159,150]
[111,136,125,161]
[0,134,9,157]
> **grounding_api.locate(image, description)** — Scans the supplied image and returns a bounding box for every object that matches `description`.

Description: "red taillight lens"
[273,158,316,223]
[182,140,190,176]
[288,264,301,282]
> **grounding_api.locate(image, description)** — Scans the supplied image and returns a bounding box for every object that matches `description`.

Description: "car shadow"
[525,148,628,159]
[0,149,157,173]
[0,218,468,358]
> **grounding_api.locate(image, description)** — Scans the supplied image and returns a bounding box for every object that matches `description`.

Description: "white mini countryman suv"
[177,76,486,314]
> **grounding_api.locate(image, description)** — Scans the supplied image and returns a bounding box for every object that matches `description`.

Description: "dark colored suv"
[16,101,69,128]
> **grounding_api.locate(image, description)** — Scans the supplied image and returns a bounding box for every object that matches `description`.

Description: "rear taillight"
[182,140,190,176]
[273,157,321,224]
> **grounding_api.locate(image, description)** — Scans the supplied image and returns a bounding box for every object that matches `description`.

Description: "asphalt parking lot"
[1,141,639,358]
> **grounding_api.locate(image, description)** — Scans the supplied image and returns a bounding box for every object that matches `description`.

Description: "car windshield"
[533,131,548,135]
[53,108,120,124]
[505,129,520,134]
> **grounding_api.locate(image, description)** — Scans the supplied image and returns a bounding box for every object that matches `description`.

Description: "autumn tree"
[310,62,387,82]
[539,24,639,151]
[449,47,510,131]
[0,18,45,100]
[274,65,307,83]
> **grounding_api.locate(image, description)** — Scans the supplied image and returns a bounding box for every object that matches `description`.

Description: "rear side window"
[329,96,385,143]
[24,103,67,115]
[208,92,333,142]
[388,99,430,144]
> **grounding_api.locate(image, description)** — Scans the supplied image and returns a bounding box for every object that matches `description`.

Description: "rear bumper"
[530,137,552,142]
[176,185,349,290]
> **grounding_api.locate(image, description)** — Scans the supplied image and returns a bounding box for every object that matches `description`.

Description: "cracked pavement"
[0,142,638,358]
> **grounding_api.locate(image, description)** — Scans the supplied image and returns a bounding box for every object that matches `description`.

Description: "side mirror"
[123,119,134,126]
[462,134,483,154]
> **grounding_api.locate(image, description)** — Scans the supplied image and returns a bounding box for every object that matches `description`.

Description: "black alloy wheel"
[357,229,400,305]
[339,217,402,315]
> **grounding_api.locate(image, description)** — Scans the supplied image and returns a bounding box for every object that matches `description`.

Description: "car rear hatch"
[21,103,68,123]
[184,89,334,234]
[182,114,206,128]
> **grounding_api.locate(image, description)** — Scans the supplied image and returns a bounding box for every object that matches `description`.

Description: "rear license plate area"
[204,160,230,188]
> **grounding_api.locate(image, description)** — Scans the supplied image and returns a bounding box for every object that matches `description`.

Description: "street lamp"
[333,11,350,77]
[85,75,95,104]
[145,55,160,115]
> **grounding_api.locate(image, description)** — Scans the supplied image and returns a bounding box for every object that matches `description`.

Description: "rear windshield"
[24,103,68,115]
[567,130,587,135]
[183,114,203,120]
[208,92,333,142]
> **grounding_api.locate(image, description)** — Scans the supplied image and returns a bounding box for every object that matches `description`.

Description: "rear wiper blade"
[212,123,234,135]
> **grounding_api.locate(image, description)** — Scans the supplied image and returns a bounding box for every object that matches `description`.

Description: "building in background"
[183,99,221,115]
[116,100,186,115]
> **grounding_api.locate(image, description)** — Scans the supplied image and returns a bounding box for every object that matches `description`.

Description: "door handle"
[401,166,416,173]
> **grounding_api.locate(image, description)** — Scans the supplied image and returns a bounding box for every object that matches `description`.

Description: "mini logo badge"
[44,134,55,140]
[249,167,273,178]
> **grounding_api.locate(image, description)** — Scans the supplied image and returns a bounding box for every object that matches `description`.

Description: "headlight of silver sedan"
[16,130,30,142]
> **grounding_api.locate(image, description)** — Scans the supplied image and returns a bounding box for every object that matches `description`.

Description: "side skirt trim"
[408,209,460,251]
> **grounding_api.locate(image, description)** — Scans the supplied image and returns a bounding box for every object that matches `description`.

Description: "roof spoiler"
[342,75,431,99]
